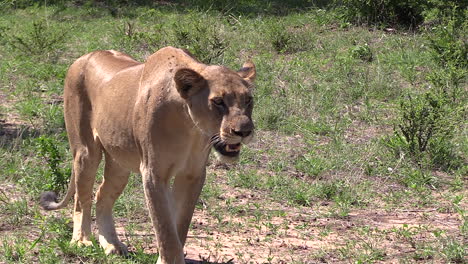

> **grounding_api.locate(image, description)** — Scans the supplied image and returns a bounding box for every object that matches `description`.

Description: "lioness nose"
[233,129,252,138]
[232,115,253,138]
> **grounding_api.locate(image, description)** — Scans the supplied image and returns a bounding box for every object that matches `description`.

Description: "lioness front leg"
[172,170,206,246]
[96,155,130,255]
[141,168,185,264]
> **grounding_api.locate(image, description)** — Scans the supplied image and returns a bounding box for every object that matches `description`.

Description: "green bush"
[349,43,373,62]
[6,20,67,56]
[115,21,166,55]
[36,136,70,194]
[421,0,467,26]
[385,91,461,170]
[172,19,227,64]
[335,0,467,28]
[427,8,467,69]
[384,2,466,171]
[266,22,311,54]
[425,5,466,104]
[335,0,426,27]
[398,92,447,154]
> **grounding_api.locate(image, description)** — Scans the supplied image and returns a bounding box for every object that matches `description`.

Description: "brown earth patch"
[101,178,465,264]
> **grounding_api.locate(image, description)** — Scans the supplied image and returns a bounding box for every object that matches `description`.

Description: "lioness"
[40,47,255,264]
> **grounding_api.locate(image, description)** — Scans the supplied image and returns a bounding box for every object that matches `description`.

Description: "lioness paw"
[103,241,128,256]
[70,238,93,247]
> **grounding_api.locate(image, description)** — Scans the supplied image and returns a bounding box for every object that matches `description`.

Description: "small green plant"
[385,91,460,170]
[115,21,166,55]
[402,167,438,190]
[350,43,373,62]
[268,23,292,54]
[0,198,32,226]
[172,19,227,64]
[439,236,467,263]
[1,237,27,262]
[8,19,67,56]
[294,153,327,178]
[335,0,426,27]
[337,237,386,263]
[36,136,70,194]
[425,6,467,104]
[266,22,311,54]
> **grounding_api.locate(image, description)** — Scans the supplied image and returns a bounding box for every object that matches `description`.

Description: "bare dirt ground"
[84,183,465,264]
[132,194,464,263]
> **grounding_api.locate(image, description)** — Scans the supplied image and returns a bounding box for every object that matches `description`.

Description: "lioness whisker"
[204,134,219,152]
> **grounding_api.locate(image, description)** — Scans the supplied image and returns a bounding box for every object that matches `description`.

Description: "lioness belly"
[93,128,140,172]
[91,66,143,172]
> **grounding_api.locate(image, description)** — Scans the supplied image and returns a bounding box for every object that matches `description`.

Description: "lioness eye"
[212,97,224,106]
[246,96,253,106]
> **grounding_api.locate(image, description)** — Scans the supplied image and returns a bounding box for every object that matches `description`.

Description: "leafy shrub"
[36,136,70,194]
[425,5,466,105]
[334,0,467,28]
[426,7,467,69]
[7,20,66,56]
[335,0,426,27]
[427,66,466,106]
[383,2,466,174]
[266,22,311,54]
[398,93,446,154]
[349,43,373,62]
[115,21,166,55]
[385,91,461,170]
[295,153,328,178]
[421,0,467,27]
[172,20,227,64]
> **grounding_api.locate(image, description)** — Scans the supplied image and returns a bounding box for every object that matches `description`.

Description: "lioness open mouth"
[211,136,242,157]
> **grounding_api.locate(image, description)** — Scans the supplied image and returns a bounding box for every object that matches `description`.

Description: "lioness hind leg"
[71,146,102,246]
[96,154,130,255]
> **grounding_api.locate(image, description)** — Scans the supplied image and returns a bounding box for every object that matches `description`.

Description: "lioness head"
[174,61,256,163]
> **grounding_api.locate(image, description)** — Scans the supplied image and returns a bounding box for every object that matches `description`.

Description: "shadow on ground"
[186,259,234,264]
[0,119,39,147]
[8,0,333,17]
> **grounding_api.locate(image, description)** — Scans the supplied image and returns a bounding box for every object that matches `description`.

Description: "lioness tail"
[39,169,75,210]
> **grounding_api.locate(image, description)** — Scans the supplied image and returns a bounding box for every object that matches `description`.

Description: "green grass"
[0,1,466,263]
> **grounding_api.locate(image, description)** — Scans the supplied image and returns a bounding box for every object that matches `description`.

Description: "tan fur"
[39,47,255,264]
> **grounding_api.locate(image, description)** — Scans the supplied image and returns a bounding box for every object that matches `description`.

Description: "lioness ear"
[174,68,206,100]
[237,61,256,82]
